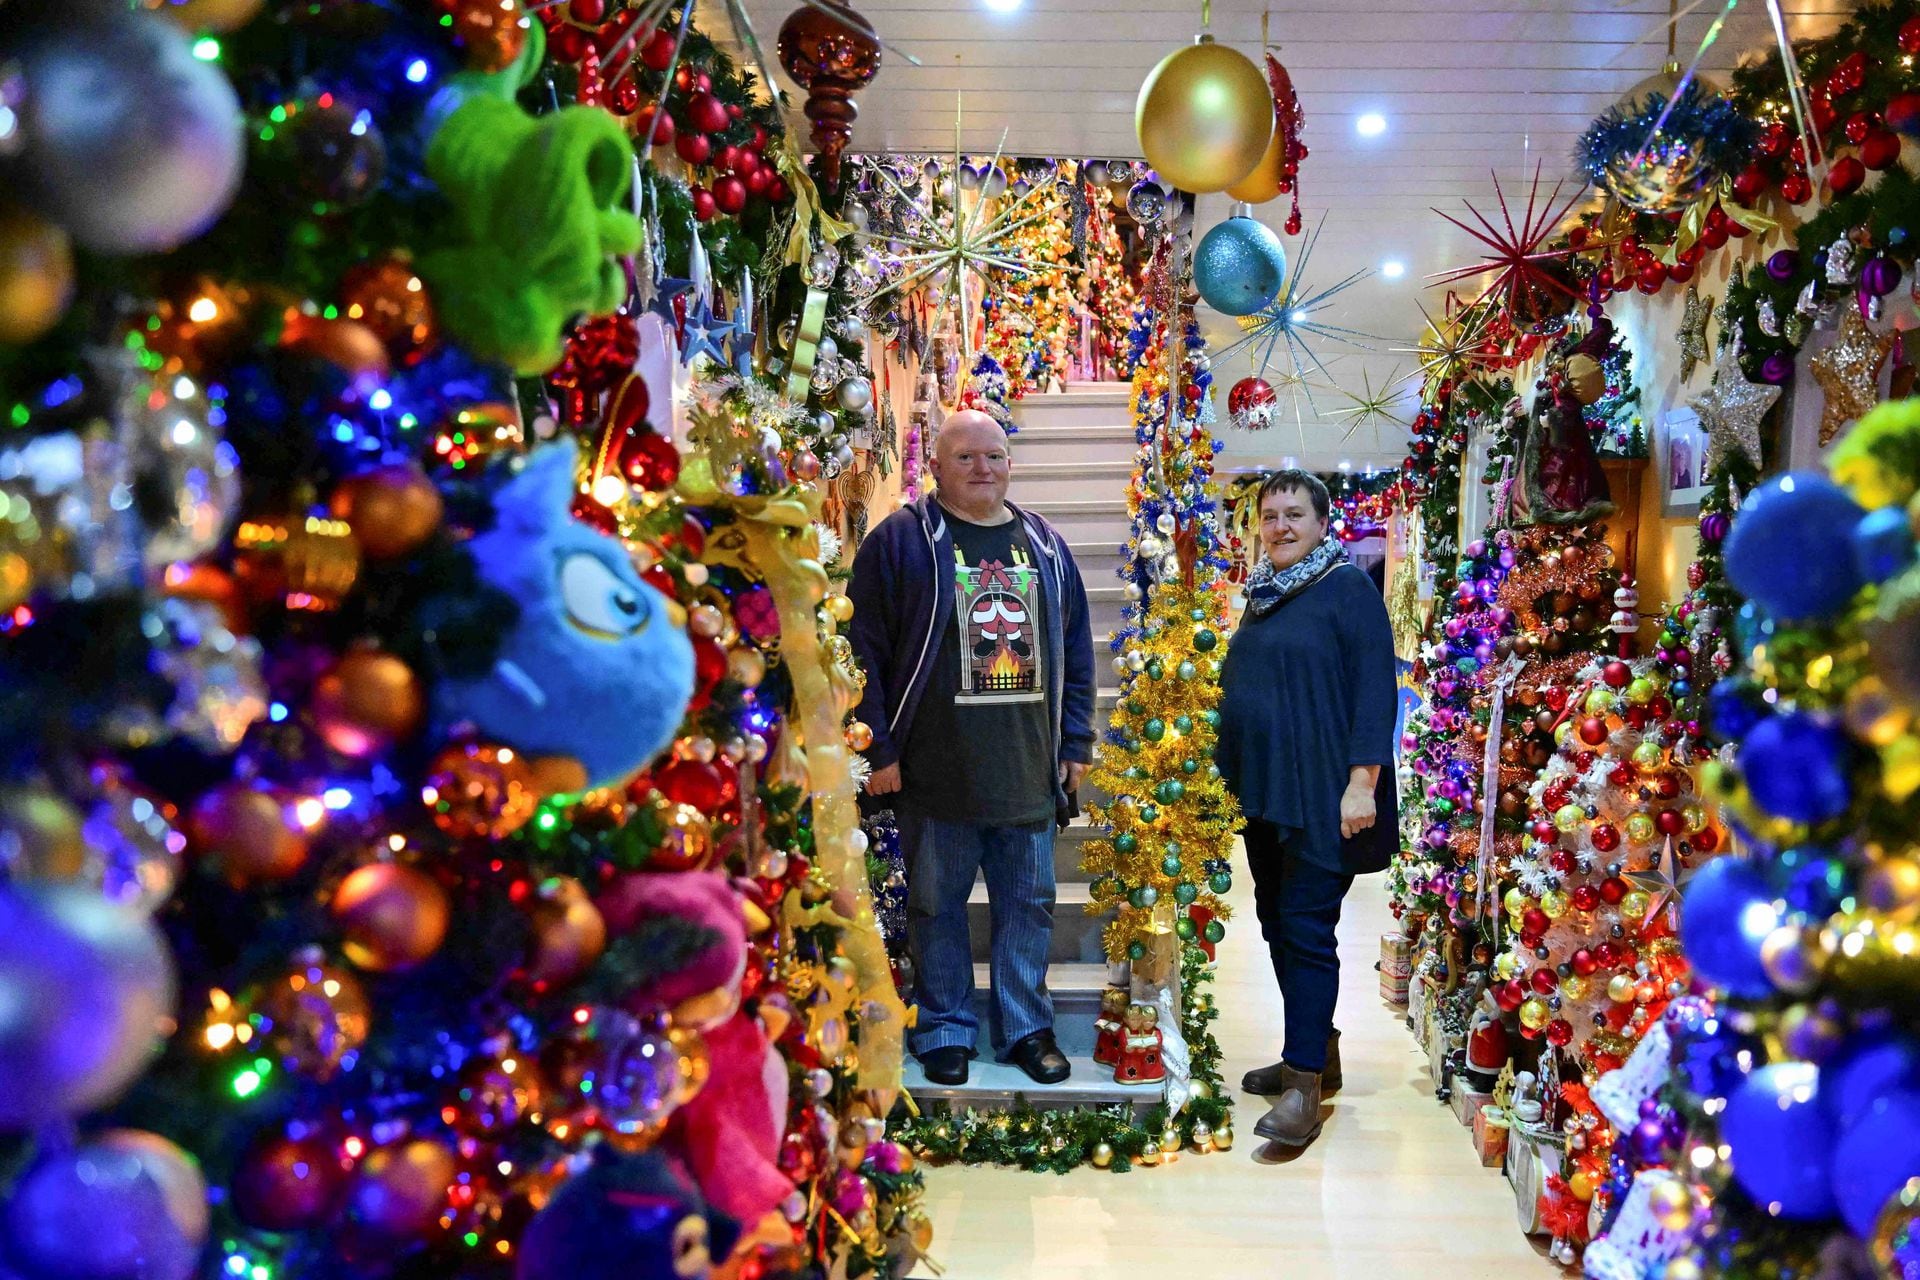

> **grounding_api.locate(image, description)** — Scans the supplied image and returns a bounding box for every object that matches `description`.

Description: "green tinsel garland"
[889,944,1233,1172]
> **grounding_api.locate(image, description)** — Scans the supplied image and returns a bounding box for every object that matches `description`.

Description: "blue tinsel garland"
[1574,79,1759,211]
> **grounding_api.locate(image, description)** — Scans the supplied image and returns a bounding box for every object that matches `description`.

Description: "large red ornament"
[1227,376,1276,431]
[233,1130,348,1231]
[776,2,881,190]
[1828,154,1867,198]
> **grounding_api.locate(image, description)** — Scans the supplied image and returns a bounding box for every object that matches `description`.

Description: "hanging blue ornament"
[1193,209,1286,317]
[1831,1089,1920,1235]
[1679,856,1779,998]
[1720,1062,1840,1220]
[1770,844,1852,917]
[1739,710,1852,825]
[677,296,734,369]
[1724,472,1867,620]
[1707,678,1766,742]
[1826,1032,1920,1132]
[1851,504,1915,583]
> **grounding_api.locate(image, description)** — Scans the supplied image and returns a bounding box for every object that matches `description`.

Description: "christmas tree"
[1080,179,1138,382]
[0,3,923,1278]
[982,176,1076,396]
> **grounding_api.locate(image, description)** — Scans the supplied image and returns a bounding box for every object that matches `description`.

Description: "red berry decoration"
[1828,154,1867,197]
[687,90,730,134]
[640,28,677,71]
[675,132,711,166]
[1862,129,1902,171]
[712,176,747,215]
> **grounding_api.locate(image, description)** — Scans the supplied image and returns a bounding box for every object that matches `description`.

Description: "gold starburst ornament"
[1809,308,1894,446]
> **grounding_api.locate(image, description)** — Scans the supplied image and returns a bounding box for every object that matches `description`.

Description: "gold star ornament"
[1809,308,1894,446]
[1676,284,1712,383]
[1688,337,1779,474]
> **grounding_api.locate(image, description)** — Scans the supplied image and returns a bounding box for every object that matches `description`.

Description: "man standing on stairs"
[847,408,1096,1087]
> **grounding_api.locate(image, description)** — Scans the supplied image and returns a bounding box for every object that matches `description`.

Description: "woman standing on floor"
[1216,469,1400,1148]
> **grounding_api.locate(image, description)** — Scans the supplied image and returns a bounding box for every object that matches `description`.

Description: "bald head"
[931,409,1012,524]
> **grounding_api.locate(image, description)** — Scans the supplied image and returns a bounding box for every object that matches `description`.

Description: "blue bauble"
[1721,1062,1839,1219]
[1827,1033,1920,1131]
[1193,214,1286,317]
[1771,845,1852,917]
[1739,710,1852,824]
[1679,857,1779,998]
[3,1130,208,1280]
[1724,472,1866,620]
[1671,1014,1751,1100]
[1831,1089,1920,1235]
[1708,678,1766,742]
[1852,505,1917,583]
[517,1148,737,1280]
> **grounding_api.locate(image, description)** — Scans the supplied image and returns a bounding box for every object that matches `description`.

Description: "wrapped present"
[1379,932,1413,979]
[1379,967,1410,1006]
[1450,1086,1493,1127]
[1506,1116,1566,1234]
[1473,1105,1510,1167]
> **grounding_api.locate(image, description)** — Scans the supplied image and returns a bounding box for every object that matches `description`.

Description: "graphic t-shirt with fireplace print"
[899,510,1054,827]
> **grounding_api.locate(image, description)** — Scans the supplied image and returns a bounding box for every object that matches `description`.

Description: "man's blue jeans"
[899,806,1056,1058]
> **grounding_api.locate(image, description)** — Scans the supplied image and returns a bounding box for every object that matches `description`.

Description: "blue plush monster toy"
[431,443,694,789]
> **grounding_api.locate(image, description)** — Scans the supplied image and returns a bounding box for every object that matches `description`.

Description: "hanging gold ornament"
[1809,309,1893,446]
[1676,284,1712,383]
[1135,36,1274,194]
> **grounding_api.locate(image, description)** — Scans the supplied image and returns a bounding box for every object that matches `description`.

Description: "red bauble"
[675,132,712,166]
[1902,16,1920,54]
[1636,265,1667,295]
[690,187,716,221]
[1608,763,1635,788]
[1529,967,1559,994]
[750,124,769,152]
[1494,979,1526,1011]
[1780,172,1813,204]
[1599,876,1627,904]
[1693,827,1720,853]
[1545,1018,1573,1048]
[712,175,747,215]
[618,429,681,490]
[1655,808,1686,835]
[634,104,674,147]
[689,635,726,708]
[1531,819,1558,843]
[1889,91,1920,137]
[1578,716,1609,746]
[1522,908,1550,937]
[569,0,607,21]
[1654,773,1682,800]
[641,564,677,600]
[1545,687,1569,713]
[1862,130,1903,171]
[1727,218,1751,238]
[717,143,743,174]
[1591,823,1621,853]
[687,91,730,134]
[606,74,641,116]
[547,23,587,61]
[233,1130,347,1231]
[1667,260,1695,284]
[1550,849,1577,874]
[1829,154,1867,197]
[745,165,771,196]
[765,176,790,204]
[653,758,728,812]
[1571,947,1600,977]
[640,28,677,71]
[1701,223,1729,251]
[1845,112,1876,145]
[1571,884,1600,913]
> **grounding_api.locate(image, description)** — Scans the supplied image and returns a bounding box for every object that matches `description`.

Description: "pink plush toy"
[595,871,791,1227]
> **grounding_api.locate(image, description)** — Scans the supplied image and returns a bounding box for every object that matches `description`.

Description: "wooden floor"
[906,859,1555,1279]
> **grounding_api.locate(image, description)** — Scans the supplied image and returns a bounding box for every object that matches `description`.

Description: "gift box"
[1379,932,1412,979]
[1472,1106,1510,1167]
[1379,968,1410,1006]
[1450,1086,1492,1127]
[1504,1117,1565,1234]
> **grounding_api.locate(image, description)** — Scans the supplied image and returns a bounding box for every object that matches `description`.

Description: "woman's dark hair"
[1255,469,1331,523]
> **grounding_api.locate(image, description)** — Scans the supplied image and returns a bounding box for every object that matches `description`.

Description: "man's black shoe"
[919,1046,970,1085]
[1006,1031,1071,1084]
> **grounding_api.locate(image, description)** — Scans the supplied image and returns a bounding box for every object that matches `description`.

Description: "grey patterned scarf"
[1244,535,1348,618]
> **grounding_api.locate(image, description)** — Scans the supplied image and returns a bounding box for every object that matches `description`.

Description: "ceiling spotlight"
[1380,260,1406,279]
[1356,113,1387,137]
[983,0,1023,10]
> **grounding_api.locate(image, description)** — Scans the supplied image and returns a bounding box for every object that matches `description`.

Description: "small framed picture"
[1661,406,1711,516]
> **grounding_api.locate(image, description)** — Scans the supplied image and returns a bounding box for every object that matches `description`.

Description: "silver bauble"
[837,378,873,413]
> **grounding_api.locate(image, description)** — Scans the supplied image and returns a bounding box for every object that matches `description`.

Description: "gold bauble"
[330,863,450,972]
[1223,122,1284,203]
[1608,972,1639,1003]
[1844,676,1910,747]
[330,464,443,561]
[1663,1258,1704,1280]
[845,720,875,752]
[312,649,424,757]
[1212,1124,1233,1152]
[524,876,606,988]
[143,0,266,32]
[1863,856,1920,923]
[0,786,88,882]
[0,205,75,345]
[1090,1141,1115,1168]
[346,1138,457,1241]
[422,743,538,840]
[1619,890,1652,920]
[1160,1124,1182,1154]
[824,594,855,624]
[1137,1139,1161,1167]
[190,783,309,886]
[1646,1172,1695,1231]
[727,647,767,688]
[1135,37,1274,194]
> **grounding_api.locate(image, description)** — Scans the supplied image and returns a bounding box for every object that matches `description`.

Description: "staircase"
[899,382,1155,1114]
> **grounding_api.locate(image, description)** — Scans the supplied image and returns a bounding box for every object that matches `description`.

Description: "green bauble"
[1163,840,1181,857]
[1146,660,1165,681]
[1129,886,1150,908]
[1193,628,1218,652]
[1208,871,1232,894]
[1161,854,1183,876]
[1128,940,1147,961]
[1156,779,1185,804]
[1144,718,1166,742]
[1432,797,1454,816]
[1176,661,1197,681]
[1175,916,1198,941]
[1174,882,1199,906]
[1200,709,1221,727]
[1181,758,1198,775]
[1173,715,1194,735]
[1206,764,1221,780]
[1114,832,1138,855]
[1127,699,1147,716]
[1203,919,1225,943]
[1139,804,1159,823]
[1190,608,1206,623]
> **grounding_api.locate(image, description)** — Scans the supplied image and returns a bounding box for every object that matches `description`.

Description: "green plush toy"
[420,26,641,375]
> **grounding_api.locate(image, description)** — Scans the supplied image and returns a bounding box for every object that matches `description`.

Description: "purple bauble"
[3,1131,208,1280]
[1862,256,1903,298]
[1760,352,1794,384]
[1467,539,1487,558]
[1766,249,1800,281]
[1699,511,1731,544]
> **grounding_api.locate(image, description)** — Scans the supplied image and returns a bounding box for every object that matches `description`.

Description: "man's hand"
[1339,784,1376,839]
[867,762,902,795]
[1060,761,1088,792]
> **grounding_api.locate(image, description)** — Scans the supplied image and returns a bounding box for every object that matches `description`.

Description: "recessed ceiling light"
[983,0,1023,11]
[1380,259,1406,279]
[1356,113,1387,137]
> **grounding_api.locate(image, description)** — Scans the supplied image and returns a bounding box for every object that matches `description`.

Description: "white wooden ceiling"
[741,0,1848,469]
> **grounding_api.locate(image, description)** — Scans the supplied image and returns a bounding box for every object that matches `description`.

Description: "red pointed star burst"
[1428,164,1590,334]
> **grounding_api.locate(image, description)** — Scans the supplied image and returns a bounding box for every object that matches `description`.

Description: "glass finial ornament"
[1194,204,1285,317]
[1126,178,1166,224]
[1575,65,1758,214]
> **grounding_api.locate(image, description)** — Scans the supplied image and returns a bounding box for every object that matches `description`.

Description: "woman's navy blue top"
[1216,562,1400,874]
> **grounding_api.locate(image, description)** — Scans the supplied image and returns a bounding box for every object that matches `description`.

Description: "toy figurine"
[1092,987,1129,1067]
[1113,1003,1165,1085]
